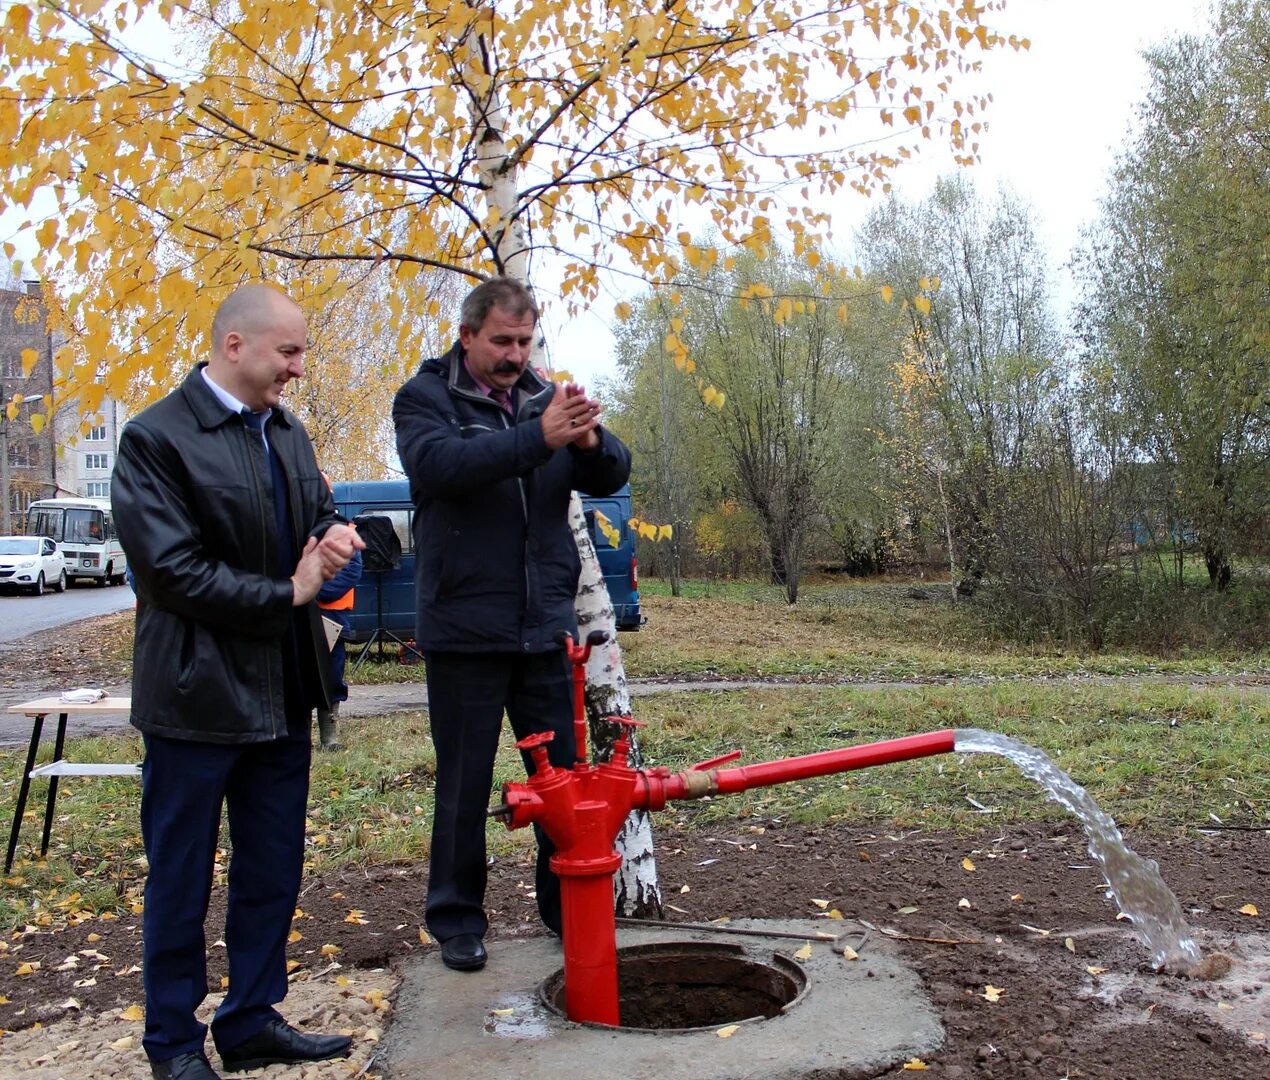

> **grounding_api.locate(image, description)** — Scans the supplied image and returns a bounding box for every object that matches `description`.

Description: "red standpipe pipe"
[637,729,958,809]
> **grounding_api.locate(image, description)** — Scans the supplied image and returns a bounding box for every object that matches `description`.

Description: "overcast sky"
[550,0,1216,387]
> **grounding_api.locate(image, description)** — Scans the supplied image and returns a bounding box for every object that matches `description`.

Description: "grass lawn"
[1,573,1264,929]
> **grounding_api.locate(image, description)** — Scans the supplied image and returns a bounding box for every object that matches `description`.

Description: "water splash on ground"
[953,728,1202,972]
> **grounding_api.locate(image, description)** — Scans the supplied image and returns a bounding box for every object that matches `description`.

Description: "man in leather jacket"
[112,284,364,1080]
[393,278,630,973]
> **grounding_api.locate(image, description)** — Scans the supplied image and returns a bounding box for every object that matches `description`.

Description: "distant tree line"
[605,0,1269,649]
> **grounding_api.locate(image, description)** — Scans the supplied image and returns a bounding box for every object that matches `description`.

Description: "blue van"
[331,480,641,644]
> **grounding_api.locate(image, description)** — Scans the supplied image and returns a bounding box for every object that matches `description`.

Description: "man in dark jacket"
[112,284,364,1080]
[393,277,631,972]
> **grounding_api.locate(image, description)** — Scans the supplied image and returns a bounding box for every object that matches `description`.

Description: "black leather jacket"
[393,343,631,653]
[112,365,338,743]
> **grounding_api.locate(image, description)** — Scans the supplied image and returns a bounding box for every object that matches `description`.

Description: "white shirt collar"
[201,365,266,420]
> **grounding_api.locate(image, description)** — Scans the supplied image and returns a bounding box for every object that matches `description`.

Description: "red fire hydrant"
[492,633,956,1027]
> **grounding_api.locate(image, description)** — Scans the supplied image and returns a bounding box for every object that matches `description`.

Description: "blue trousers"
[140,718,310,1063]
[423,650,577,940]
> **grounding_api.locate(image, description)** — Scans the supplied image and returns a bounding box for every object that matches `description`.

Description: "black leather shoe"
[219,1018,352,1072]
[150,1051,222,1080]
[440,932,487,971]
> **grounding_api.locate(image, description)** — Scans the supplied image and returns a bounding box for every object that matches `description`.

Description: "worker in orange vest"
[317,476,363,750]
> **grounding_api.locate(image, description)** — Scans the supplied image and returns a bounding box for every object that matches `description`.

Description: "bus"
[24,497,129,586]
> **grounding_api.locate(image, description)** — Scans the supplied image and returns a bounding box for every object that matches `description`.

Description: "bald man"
[113,284,364,1080]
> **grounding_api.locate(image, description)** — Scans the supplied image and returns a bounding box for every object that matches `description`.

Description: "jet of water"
[954,728,1202,972]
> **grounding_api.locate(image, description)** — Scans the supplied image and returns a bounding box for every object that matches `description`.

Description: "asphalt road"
[0,580,136,644]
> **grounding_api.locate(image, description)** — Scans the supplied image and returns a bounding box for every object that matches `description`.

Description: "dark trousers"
[423,650,577,940]
[140,713,311,1063]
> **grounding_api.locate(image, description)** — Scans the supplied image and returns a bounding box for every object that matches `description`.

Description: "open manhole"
[538,941,809,1032]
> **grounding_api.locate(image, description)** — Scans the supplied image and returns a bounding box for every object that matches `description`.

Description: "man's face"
[459,305,536,391]
[223,299,308,411]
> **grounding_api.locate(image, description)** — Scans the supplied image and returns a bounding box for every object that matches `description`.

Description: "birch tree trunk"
[461,6,662,917]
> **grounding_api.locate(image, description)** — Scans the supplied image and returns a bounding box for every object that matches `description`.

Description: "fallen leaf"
[491,1008,514,1017]
[73,977,97,988]
[336,975,351,987]
[842,945,859,960]
[981,985,1005,1003]
[321,944,341,957]
[86,933,102,943]
[60,997,81,1010]
[958,898,971,910]
[1064,937,1076,953]
[716,1025,739,1038]
[1010,893,1023,902]
[901,1060,931,1071]
[15,961,39,976]
[679,885,690,894]
[1085,966,1108,976]
[119,1004,145,1021]
[0,994,8,1004]
[1247,1031,1265,1042]
[962,857,976,872]
[896,905,919,915]
[824,909,844,920]
[288,930,303,943]
[1218,1003,1234,1011]
[110,1035,135,1051]
[345,909,369,925]
[810,898,830,909]
[793,943,813,962]
[220,977,229,989]
[418,928,432,945]
[1238,903,1259,917]
[1020,924,1051,936]
[285,960,302,974]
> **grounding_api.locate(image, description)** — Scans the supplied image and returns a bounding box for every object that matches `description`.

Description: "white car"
[0,535,68,595]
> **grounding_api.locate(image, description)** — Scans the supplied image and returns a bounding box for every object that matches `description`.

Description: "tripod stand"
[348,570,422,674]
[347,513,423,674]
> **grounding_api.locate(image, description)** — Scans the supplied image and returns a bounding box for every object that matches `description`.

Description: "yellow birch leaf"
[614,302,633,321]
[842,945,859,960]
[16,962,39,976]
[288,930,302,943]
[1064,937,1076,953]
[716,1024,739,1038]
[492,1008,514,1017]
[320,944,341,956]
[981,985,1004,1002]
[1238,904,1258,916]
[679,884,690,894]
[1085,966,1108,976]
[285,960,302,974]
[119,1004,145,1021]
[880,285,895,304]
[111,1035,136,1050]
[824,909,844,920]
[961,857,975,872]
[418,928,432,945]
[914,295,931,315]
[810,898,829,909]
[902,1061,931,1071]
[958,898,971,909]
[657,525,673,541]
[793,943,813,961]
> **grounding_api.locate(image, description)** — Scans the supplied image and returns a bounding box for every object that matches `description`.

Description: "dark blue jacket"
[392,343,631,653]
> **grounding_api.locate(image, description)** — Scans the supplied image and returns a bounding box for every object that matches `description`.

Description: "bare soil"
[1,820,1266,1078]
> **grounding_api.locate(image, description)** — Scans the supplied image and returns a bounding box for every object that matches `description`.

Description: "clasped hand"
[541,383,603,451]
[291,523,366,606]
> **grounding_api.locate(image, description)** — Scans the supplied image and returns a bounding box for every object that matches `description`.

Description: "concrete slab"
[381,918,943,1079]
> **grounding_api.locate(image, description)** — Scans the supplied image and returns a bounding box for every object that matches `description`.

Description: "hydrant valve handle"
[585,630,609,648]
[690,749,744,771]
[516,731,556,751]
